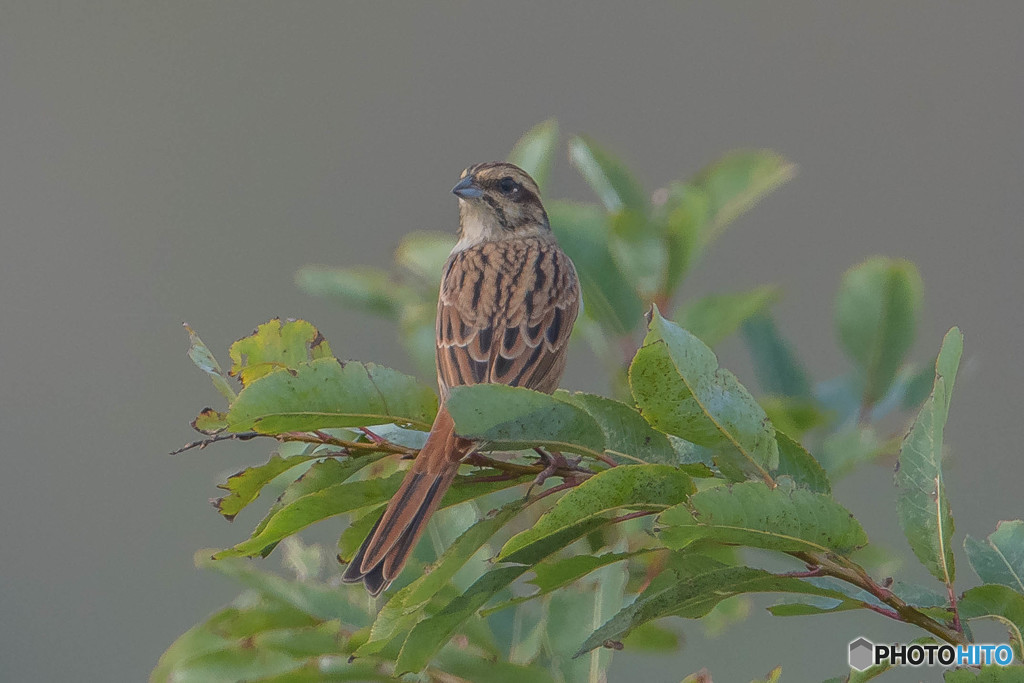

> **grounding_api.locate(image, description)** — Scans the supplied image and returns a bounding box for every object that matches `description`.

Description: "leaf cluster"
[159,123,1023,682]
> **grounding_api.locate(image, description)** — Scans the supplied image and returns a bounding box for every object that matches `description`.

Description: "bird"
[342,162,581,596]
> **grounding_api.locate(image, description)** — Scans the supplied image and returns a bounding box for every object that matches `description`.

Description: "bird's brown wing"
[342,235,579,596]
[435,236,579,397]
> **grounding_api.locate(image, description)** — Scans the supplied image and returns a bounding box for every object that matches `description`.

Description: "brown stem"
[781,566,824,579]
[861,602,901,620]
[276,431,415,455]
[170,431,260,454]
[177,429,600,488]
[463,472,522,484]
[524,481,578,507]
[947,581,962,633]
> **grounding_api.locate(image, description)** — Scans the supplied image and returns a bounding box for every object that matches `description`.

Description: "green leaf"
[507,118,559,192]
[356,501,525,656]
[549,201,643,333]
[255,454,386,541]
[152,600,322,681]
[619,621,680,652]
[435,651,558,683]
[751,666,783,683]
[659,481,866,554]
[197,554,366,625]
[157,626,348,682]
[484,550,651,615]
[678,286,779,349]
[393,231,456,281]
[362,423,430,450]
[184,322,237,401]
[397,304,441,380]
[774,431,831,494]
[191,407,228,435]
[836,257,924,405]
[959,584,1024,662]
[580,557,629,681]
[294,265,409,317]
[336,504,384,563]
[554,391,677,464]
[227,358,438,433]
[767,600,860,617]
[543,588,596,683]
[630,309,778,482]
[660,182,709,291]
[568,135,647,213]
[446,384,606,459]
[216,472,407,558]
[896,327,963,584]
[231,466,527,560]
[608,208,667,300]
[498,465,694,560]
[866,362,937,422]
[228,319,334,387]
[395,518,609,673]
[901,362,938,410]
[691,149,796,241]
[575,554,846,657]
[945,666,1024,682]
[760,397,828,440]
[892,581,949,608]
[966,521,1024,593]
[740,314,812,398]
[214,453,324,521]
[530,551,638,595]
[818,424,885,479]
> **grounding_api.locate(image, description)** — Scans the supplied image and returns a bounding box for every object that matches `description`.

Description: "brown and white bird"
[342,162,580,595]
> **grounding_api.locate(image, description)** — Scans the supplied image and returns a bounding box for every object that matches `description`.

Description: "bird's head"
[451,162,549,248]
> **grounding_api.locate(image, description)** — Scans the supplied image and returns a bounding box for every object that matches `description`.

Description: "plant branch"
[277,431,417,454]
[175,429,601,489]
[170,431,260,454]
[525,480,578,507]
[946,581,962,633]
[791,551,967,646]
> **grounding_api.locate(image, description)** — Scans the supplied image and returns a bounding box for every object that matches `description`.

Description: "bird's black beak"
[451,175,483,199]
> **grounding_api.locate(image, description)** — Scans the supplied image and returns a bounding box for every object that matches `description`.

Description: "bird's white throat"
[451,202,491,253]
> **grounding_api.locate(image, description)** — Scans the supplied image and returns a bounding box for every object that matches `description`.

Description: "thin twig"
[780,566,824,579]
[170,431,260,455]
[947,582,962,633]
[464,472,523,484]
[790,551,967,646]
[524,481,577,508]
[861,602,902,620]
[276,431,416,454]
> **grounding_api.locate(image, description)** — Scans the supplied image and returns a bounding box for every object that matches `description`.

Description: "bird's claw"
[531,449,578,489]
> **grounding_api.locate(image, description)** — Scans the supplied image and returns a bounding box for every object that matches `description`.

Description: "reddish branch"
[789,551,967,646]
[172,429,603,485]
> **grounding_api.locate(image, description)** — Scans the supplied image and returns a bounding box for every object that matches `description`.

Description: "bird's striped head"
[451,162,549,249]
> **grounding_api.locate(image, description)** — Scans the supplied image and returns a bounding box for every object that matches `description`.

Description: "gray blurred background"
[2,3,1021,681]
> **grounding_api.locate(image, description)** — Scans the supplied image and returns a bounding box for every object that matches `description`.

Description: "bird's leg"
[531,447,580,489]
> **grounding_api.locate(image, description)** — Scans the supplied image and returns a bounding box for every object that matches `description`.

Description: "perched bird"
[342,162,580,595]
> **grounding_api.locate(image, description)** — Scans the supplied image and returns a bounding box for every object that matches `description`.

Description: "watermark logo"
[848,637,1015,671]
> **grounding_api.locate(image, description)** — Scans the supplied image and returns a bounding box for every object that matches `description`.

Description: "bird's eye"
[498,177,519,195]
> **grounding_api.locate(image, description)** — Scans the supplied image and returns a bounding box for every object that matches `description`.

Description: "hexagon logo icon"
[849,637,874,671]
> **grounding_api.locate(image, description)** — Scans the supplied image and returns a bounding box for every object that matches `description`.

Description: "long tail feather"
[342,407,471,596]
